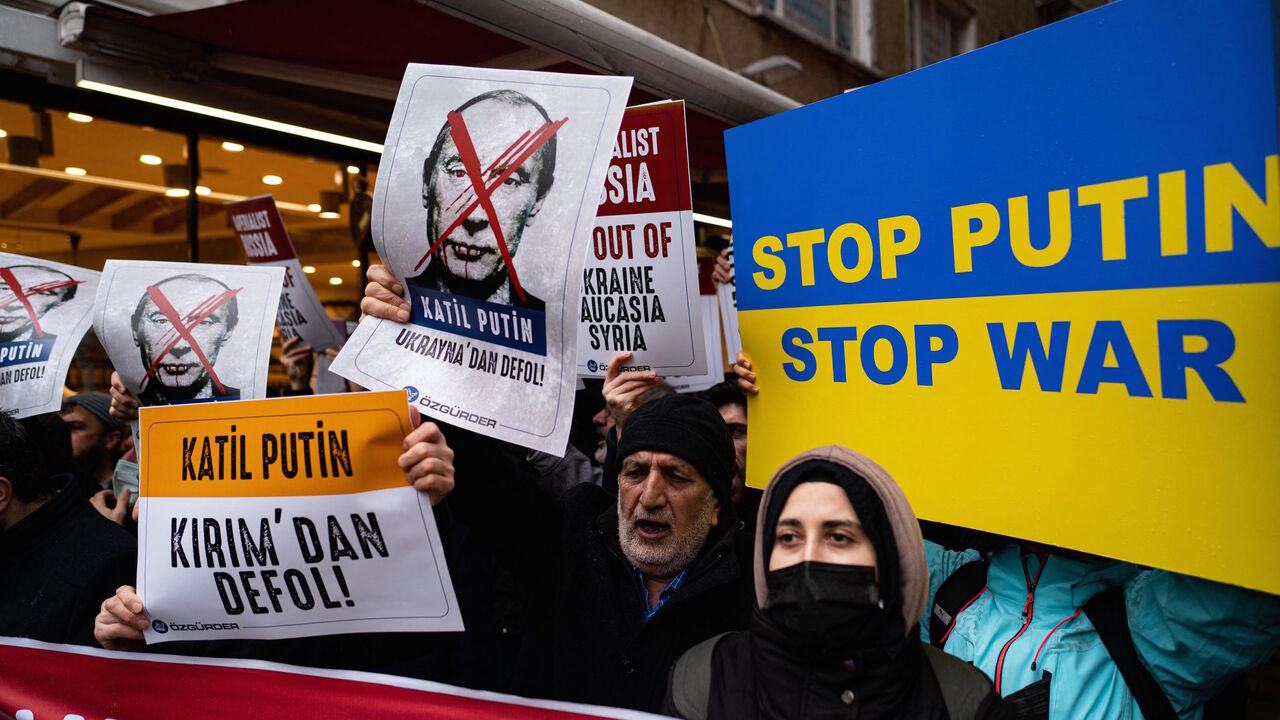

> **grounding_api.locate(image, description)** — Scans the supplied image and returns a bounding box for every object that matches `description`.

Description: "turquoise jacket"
[923,541,1280,719]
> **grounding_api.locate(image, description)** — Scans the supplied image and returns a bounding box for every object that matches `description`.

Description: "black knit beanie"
[616,394,735,511]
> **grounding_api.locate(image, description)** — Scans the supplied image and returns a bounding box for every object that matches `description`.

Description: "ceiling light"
[302,265,316,274]
[307,203,322,212]
[346,165,360,174]
[0,161,313,212]
[196,185,211,196]
[0,129,7,138]
[328,277,343,285]
[351,259,362,267]
[692,212,732,229]
[77,79,384,154]
[221,141,244,152]
[64,166,87,176]
[139,154,163,165]
[319,211,340,219]
[262,175,282,185]
[67,112,94,123]
[165,188,190,197]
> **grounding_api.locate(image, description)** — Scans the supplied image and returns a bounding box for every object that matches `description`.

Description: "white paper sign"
[225,195,345,351]
[666,259,725,394]
[0,254,99,417]
[577,101,705,378]
[717,246,742,363]
[93,260,284,408]
[331,64,631,455]
[137,392,463,642]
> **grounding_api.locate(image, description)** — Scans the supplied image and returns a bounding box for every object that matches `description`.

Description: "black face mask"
[762,561,884,659]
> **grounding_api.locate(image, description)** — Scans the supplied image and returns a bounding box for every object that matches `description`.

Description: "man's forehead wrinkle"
[460,101,549,166]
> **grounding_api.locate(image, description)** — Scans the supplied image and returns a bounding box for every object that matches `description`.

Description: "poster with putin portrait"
[93,260,284,416]
[0,253,100,418]
[332,65,631,455]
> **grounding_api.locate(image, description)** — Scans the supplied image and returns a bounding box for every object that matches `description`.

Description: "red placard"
[226,195,298,262]
[595,101,691,217]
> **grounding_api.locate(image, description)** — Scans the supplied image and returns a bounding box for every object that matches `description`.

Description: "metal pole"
[186,131,200,262]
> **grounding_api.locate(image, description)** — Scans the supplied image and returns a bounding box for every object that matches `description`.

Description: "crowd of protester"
[2,249,1279,719]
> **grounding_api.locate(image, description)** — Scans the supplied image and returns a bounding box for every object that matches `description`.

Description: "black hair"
[130,273,240,338]
[422,89,558,208]
[701,379,746,417]
[0,412,72,502]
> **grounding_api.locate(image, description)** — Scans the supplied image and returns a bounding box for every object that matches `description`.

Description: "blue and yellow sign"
[726,0,1280,594]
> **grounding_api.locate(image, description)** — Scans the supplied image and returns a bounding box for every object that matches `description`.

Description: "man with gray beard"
[509,394,752,712]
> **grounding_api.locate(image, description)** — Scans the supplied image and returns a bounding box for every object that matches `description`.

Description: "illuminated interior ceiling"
[0,99,374,302]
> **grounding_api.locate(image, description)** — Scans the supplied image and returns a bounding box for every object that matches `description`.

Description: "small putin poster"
[0,253,99,417]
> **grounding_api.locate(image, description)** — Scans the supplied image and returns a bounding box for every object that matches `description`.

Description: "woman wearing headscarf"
[666,445,1011,719]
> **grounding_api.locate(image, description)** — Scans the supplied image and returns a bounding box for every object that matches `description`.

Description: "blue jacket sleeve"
[1126,568,1280,714]
[921,539,983,643]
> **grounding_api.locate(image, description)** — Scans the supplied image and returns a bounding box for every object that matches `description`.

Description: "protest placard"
[665,256,724,394]
[331,65,631,455]
[0,254,98,418]
[225,195,345,351]
[725,0,1280,594]
[717,247,742,363]
[94,260,284,408]
[0,637,666,719]
[577,101,705,378]
[136,391,462,642]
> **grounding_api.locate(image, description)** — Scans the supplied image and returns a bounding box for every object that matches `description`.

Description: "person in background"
[278,335,315,396]
[700,379,759,531]
[60,391,126,496]
[0,411,136,647]
[667,445,1008,719]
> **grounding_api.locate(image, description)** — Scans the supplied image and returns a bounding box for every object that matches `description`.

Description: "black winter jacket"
[0,481,137,646]
[515,483,754,712]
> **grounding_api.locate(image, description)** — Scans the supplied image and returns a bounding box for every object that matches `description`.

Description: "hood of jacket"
[752,445,928,637]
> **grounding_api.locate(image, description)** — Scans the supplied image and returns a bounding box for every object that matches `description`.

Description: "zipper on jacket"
[993,553,1047,694]
[1030,607,1083,671]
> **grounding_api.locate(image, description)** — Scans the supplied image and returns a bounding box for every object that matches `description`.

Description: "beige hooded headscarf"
[752,445,929,637]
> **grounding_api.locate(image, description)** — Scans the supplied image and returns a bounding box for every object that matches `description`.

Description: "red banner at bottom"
[0,637,664,720]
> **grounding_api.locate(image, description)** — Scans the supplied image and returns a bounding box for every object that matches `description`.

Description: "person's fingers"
[323,347,340,360]
[111,489,131,525]
[109,372,140,422]
[90,489,112,513]
[367,264,403,295]
[95,600,145,649]
[281,335,300,352]
[362,265,410,322]
[408,404,421,428]
[602,369,657,396]
[398,437,454,472]
[604,351,632,384]
[411,473,455,506]
[605,375,659,399]
[733,352,759,396]
[360,293,411,323]
[132,496,140,523]
[401,419,447,451]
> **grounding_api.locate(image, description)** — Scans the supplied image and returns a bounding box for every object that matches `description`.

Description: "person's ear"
[0,476,12,516]
[105,429,124,453]
[710,496,720,528]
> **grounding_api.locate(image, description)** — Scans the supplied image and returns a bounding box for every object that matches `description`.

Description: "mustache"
[630,506,673,526]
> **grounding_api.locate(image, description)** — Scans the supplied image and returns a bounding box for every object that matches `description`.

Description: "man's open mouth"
[160,363,198,376]
[633,519,671,542]
[446,241,494,261]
